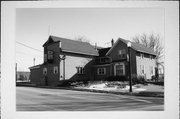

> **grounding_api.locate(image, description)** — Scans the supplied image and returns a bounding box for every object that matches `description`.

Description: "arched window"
[53,66,58,74]
[43,68,47,75]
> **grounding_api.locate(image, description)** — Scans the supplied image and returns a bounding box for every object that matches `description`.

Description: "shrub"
[58,80,72,87]
[58,79,90,87]
[104,76,127,82]
[132,75,147,85]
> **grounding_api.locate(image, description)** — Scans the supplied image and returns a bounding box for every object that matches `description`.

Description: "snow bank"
[82,83,146,92]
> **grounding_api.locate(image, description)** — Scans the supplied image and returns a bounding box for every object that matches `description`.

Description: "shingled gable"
[106,37,157,56]
[43,35,99,56]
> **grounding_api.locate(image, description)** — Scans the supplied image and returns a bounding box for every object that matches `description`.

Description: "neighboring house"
[29,35,156,86]
[16,71,30,81]
[94,38,157,81]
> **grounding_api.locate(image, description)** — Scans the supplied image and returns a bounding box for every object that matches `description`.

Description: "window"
[150,66,153,75]
[140,53,144,59]
[76,67,85,74]
[114,63,125,76]
[47,51,53,60]
[44,54,47,62]
[118,49,126,59]
[43,68,47,75]
[100,57,111,63]
[150,55,154,60]
[97,68,106,75]
[53,66,58,74]
[142,65,145,74]
[140,65,145,74]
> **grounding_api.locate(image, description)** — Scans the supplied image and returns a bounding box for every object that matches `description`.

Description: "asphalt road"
[16,87,164,111]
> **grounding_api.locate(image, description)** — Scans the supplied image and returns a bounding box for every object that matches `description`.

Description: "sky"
[16,8,164,72]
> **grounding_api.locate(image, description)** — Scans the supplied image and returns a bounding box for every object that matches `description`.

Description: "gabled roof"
[98,47,111,57]
[43,35,98,56]
[106,37,156,56]
[29,64,42,70]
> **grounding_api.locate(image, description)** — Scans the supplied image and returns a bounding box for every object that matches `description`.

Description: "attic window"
[118,49,126,59]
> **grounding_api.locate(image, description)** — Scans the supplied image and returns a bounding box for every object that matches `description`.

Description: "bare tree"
[74,36,91,44]
[132,33,164,70]
[74,36,93,64]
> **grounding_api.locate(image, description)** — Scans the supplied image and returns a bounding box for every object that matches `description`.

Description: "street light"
[127,42,132,92]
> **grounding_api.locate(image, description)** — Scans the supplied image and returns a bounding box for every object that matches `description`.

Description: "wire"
[16,41,43,52]
[16,51,43,58]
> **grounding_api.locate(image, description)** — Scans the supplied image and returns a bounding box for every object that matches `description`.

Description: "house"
[29,35,98,86]
[94,38,157,81]
[29,35,157,86]
[16,71,30,81]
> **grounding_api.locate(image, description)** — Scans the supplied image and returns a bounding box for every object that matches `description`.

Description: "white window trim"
[97,68,106,75]
[53,66,58,74]
[43,68,47,75]
[77,67,85,74]
[114,63,125,76]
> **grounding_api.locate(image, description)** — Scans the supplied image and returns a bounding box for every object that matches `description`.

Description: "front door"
[114,63,125,76]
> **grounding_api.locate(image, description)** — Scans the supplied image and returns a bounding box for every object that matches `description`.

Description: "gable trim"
[106,39,127,56]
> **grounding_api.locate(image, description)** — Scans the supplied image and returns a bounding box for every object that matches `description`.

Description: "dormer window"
[118,49,126,59]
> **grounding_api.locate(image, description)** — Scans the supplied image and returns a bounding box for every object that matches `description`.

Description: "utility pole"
[33,58,35,66]
[127,42,132,92]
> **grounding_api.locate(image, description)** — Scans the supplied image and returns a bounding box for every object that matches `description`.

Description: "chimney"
[95,43,97,50]
[111,39,114,46]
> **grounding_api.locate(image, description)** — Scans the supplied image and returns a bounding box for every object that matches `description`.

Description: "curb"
[16,85,164,98]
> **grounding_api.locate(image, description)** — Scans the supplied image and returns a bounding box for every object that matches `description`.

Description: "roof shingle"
[46,35,99,56]
[119,38,156,55]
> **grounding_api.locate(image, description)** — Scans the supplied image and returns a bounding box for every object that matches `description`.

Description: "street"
[16,87,164,111]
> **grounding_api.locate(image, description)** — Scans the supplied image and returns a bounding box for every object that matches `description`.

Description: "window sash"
[116,64,124,75]
[98,68,106,75]
[43,68,47,75]
[53,66,58,74]
[114,63,125,76]
[119,49,126,59]
[77,67,84,74]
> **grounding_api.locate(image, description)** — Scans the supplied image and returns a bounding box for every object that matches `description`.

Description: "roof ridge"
[50,35,90,44]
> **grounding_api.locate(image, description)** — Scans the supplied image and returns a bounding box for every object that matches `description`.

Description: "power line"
[16,41,43,52]
[16,51,43,58]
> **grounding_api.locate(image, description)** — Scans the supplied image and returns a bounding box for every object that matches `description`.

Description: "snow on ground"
[75,82,163,93]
